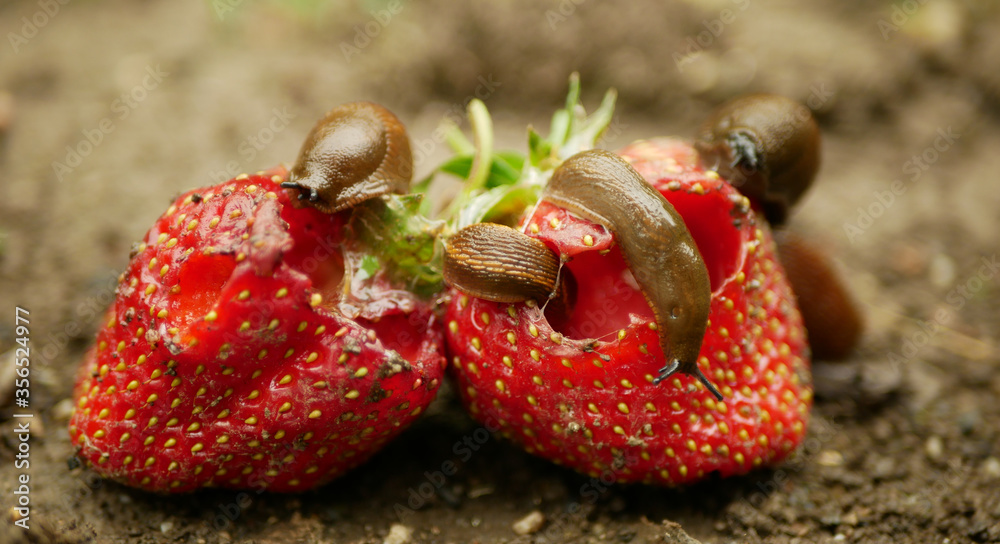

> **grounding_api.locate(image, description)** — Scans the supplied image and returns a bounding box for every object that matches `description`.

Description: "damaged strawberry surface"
[445,138,812,484]
[69,169,446,493]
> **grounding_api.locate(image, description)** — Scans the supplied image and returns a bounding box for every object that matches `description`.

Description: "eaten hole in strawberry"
[280,205,347,309]
[174,253,236,327]
[544,247,651,340]
[358,314,424,363]
[664,185,743,291]
[542,184,743,342]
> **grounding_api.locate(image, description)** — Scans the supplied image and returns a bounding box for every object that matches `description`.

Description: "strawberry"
[69,167,446,493]
[443,137,811,485]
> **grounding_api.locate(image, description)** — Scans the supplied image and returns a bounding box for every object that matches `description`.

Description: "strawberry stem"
[426,73,620,232]
[347,196,445,299]
[467,99,494,193]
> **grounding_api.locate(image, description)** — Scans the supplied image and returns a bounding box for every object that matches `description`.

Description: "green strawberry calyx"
[425,73,619,231]
[346,75,618,304]
[345,194,445,301]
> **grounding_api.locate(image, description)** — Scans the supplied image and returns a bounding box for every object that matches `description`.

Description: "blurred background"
[1,1,999,543]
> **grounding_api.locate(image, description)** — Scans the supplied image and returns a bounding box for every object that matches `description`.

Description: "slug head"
[282,102,413,214]
[695,94,820,225]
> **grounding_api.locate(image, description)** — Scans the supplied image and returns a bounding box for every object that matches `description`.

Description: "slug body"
[698,95,863,360]
[544,150,718,397]
[774,230,863,360]
[443,223,562,304]
[282,101,413,214]
[695,94,820,225]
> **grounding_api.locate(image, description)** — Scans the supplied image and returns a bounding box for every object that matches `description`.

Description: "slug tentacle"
[695,94,820,225]
[282,101,413,214]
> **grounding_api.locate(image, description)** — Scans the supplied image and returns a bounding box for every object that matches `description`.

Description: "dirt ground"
[2,0,1000,542]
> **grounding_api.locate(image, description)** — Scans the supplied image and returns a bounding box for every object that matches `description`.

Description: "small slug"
[695,94,820,225]
[281,101,413,214]
[443,223,562,304]
[774,230,863,361]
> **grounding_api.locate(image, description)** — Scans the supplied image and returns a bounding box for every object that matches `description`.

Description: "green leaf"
[528,127,551,167]
[438,155,474,178]
[425,73,618,235]
[435,152,523,188]
[455,184,541,230]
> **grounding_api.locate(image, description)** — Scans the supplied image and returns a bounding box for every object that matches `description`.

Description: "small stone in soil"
[981,457,1000,478]
[925,436,944,460]
[817,450,844,467]
[383,524,413,544]
[512,510,545,535]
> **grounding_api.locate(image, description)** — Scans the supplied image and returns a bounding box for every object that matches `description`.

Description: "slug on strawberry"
[281,101,413,214]
[70,103,446,493]
[432,82,811,485]
[445,137,810,485]
[694,93,820,226]
[444,150,720,399]
[443,222,562,304]
[695,94,862,360]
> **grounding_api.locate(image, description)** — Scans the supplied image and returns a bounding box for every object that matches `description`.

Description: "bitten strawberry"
[70,104,447,492]
[444,138,811,484]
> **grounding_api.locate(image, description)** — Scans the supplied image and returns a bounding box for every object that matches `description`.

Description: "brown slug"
[546,150,718,398]
[774,230,863,361]
[443,223,562,304]
[697,94,863,360]
[695,94,820,226]
[444,150,721,400]
[281,101,413,213]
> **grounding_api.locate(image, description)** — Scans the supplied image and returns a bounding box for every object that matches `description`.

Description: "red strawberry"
[444,138,811,484]
[69,168,445,492]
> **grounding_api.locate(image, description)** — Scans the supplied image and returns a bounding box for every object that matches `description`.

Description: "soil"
[2,0,1000,543]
